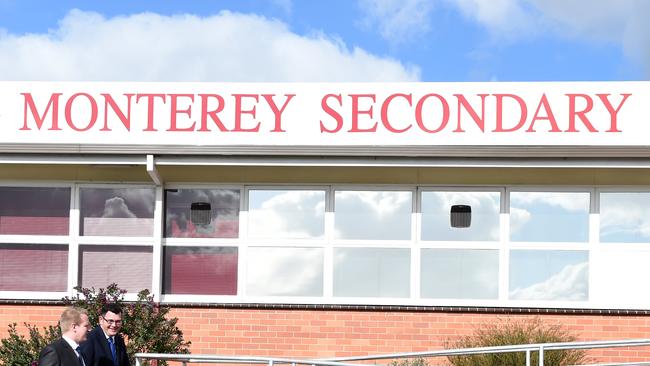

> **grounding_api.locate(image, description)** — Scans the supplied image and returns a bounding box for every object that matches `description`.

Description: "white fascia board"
[0,154,147,165]
[2,153,650,169]
[4,144,650,158]
[154,155,650,169]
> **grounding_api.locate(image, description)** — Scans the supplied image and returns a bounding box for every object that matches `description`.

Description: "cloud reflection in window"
[246,247,323,297]
[510,192,589,242]
[421,191,500,241]
[248,190,325,239]
[509,250,588,301]
[334,190,412,240]
[600,192,650,243]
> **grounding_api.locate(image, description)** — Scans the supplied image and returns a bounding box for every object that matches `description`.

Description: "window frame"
[2,181,650,309]
[0,182,73,300]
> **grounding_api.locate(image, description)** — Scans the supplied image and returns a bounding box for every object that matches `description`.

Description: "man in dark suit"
[80,303,130,366]
[39,307,91,366]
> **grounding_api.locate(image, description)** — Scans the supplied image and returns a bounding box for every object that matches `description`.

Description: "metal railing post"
[135,357,140,366]
[526,349,531,366]
[539,345,544,366]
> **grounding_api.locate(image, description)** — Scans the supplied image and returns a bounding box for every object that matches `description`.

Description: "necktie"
[108,337,118,366]
[75,346,84,366]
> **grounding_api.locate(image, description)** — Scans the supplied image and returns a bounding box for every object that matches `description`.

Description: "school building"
[1,81,650,363]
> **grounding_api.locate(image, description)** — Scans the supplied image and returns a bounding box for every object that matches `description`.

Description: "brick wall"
[2,304,650,364]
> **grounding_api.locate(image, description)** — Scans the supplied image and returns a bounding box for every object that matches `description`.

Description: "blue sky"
[0,0,647,81]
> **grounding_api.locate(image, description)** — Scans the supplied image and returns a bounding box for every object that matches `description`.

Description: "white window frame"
[3,181,650,310]
[0,182,74,300]
[76,183,157,301]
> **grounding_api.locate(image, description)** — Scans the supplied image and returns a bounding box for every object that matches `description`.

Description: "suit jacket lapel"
[59,338,81,364]
[115,334,126,364]
[96,327,114,360]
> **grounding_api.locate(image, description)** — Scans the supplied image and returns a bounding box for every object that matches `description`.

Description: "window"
[248,189,325,239]
[421,249,498,299]
[334,247,410,298]
[4,182,643,309]
[600,192,650,243]
[509,250,588,301]
[163,246,237,295]
[0,187,70,235]
[421,191,500,241]
[334,190,412,240]
[0,244,68,291]
[246,247,323,297]
[79,245,152,293]
[165,188,240,238]
[510,191,589,242]
[80,187,155,236]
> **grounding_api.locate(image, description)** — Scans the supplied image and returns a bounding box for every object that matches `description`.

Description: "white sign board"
[0,81,647,153]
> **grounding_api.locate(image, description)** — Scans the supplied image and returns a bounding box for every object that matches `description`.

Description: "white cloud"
[0,9,419,81]
[449,0,535,36]
[600,193,650,240]
[358,0,435,44]
[421,191,501,241]
[447,0,650,76]
[247,247,323,296]
[334,191,412,240]
[530,0,650,77]
[529,0,638,42]
[509,207,532,234]
[509,261,588,301]
[102,197,136,218]
[511,192,589,212]
[271,0,293,15]
[248,190,326,239]
[509,192,589,240]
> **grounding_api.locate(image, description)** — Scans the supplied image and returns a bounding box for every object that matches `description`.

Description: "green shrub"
[0,283,190,366]
[388,358,430,366]
[0,323,59,366]
[64,283,191,365]
[447,318,587,366]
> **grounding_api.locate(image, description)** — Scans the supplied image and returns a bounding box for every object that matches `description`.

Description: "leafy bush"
[0,283,190,366]
[447,318,587,366]
[64,283,191,365]
[0,323,59,366]
[388,358,430,366]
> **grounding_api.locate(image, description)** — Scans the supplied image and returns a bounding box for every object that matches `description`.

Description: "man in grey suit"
[39,307,91,366]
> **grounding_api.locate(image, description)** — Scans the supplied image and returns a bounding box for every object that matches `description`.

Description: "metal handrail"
[134,338,650,366]
[324,338,650,365]
[134,354,364,366]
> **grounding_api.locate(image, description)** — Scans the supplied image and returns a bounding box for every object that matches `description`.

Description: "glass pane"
[334,248,410,298]
[247,247,323,296]
[600,192,650,243]
[421,249,498,299]
[0,244,67,291]
[163,246,238,295]
[509,250,588,301]
[334,191,412,240]
[510,192,589,242]
[591,250,650,306]
[0,187,70,235]
[79,245,152,293]
[165,189,240,238]
[80,187,155,236]
[421,191,500,241]
[248,190,325,239]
